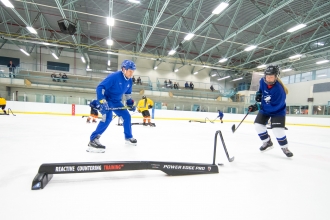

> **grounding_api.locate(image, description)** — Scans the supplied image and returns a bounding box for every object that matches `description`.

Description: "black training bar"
[31,130,233,190]
[117,122,156,127]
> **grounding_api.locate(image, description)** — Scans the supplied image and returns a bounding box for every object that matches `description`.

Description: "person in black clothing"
[210,85,214,92]
[137,77,142,85]
[168,79,173,89]
[51,73,57,82]
[190,82,194,90]
[62,73,68,82]
[7,61,16,78]
[132,76,136,84]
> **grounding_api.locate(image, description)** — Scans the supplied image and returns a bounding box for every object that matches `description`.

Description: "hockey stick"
[213,130,234,164]
[231,111,250,133]
[205,117,214,123]
[8,108,16,116]
[82,115,117,120]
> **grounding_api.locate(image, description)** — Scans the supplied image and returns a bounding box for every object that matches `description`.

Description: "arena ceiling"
[1,0,330,78]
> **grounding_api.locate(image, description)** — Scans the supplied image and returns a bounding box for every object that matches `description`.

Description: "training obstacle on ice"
[0,108,16,116]
[188,117,216,123]
[117,122,156,127]
[31,130,234,190]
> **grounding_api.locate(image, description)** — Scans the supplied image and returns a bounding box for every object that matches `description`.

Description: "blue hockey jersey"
[96,70,133,107]
[258,78,286,116]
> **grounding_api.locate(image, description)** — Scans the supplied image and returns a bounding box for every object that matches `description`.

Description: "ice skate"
[87,136,105,153]
[281,147,293,157]
[86,119,91,123]
[260,137,273,151]
[92,119,97,123]
[143,122,148,126]
[125,138,137,146]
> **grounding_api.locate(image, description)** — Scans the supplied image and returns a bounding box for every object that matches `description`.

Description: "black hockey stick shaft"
[231,111,249,133]
[219,131,234,162]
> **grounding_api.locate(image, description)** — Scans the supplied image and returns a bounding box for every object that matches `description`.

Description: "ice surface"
[1,114,330,220]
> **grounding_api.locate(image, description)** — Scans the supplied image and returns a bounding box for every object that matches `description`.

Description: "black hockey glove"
[148,105,153,109]
[255,92,262,102]
[248,103,260,112]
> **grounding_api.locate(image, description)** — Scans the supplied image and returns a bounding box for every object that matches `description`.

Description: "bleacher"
[0,65,237,100]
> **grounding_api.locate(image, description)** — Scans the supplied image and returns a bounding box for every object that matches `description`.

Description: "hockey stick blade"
[231,124,236,133]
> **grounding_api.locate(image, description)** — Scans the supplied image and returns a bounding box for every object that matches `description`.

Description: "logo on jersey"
[264,95,271,104]
[127,84,130,88]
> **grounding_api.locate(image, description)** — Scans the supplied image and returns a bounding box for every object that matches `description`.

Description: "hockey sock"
[255,123,269,142]
[272,127,288,148]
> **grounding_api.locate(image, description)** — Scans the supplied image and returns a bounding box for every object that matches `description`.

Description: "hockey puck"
[218,163,224,166]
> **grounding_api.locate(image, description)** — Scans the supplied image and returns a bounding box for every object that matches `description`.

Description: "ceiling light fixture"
[217,76,230,81]
[289,54,302,59]
[212,2,229,14]
[232,77,243,81]
[287,24,306,33]
[174,69,178,72]
[107,17,114,26]
[282,68,292,72]
[1,0,14,8]
[128,0,140,3]
[193,72,198,75]
[316,60,329,64]
[51,53,59,59]
[26,26,37,34]
[168,49,176,55]
[106,39,113,45]
[20,48,30,56]
[257,64,267,69]
[219,58,228,63]
[244,45,257,51]
[81,56,86,63]
[184,33,194,41]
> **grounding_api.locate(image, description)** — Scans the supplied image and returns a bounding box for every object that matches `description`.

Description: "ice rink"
[1,114,330,220]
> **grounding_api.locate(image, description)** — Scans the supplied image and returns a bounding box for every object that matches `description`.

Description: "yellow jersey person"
[0,96,7,114]
[137,95,154,126]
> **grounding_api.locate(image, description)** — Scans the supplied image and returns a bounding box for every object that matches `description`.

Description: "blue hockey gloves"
[255,91,262,102]
[90,100,100,110]
[248,103,260,112]
[126,99,136,111]
[99,99,109,114]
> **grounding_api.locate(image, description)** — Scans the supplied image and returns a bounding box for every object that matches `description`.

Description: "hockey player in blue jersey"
[248,65,293,157]
[217,110,224,123]
[87,60,137,153]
